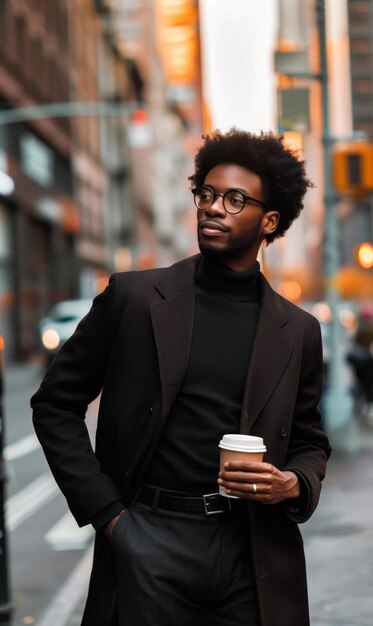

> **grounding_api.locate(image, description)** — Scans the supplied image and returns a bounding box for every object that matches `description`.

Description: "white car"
[39,298,92,360]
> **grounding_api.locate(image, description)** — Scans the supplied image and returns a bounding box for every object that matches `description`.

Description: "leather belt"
[137,484,244,516]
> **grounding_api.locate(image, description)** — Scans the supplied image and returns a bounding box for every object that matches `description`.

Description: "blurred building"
[268,0,327,302]
[0,0,203,361]
[273,0,373,304]
[67,0,139,296]
[0,1,121,359]
[198,0,373,305]
[341,0,373,269]
[95,0,203,268]
[0,0,76,360]
[348,0,373,137]
[0,0,136,360]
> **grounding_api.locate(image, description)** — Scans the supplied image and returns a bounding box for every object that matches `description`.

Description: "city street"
[3,362,96,626]
[1,1,373,626]
[2,361,373,626]
[303,426,373,626]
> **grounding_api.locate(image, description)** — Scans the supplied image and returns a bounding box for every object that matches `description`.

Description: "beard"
[197,221,263,265]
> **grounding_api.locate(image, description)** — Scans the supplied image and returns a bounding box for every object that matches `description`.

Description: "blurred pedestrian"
[31,129,331,626]
[347,324,373,424]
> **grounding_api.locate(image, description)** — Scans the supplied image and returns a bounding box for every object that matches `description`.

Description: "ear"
[262,211,280,235]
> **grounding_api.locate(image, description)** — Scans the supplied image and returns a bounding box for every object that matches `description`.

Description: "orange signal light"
[356,242,373,269]
[333,141,373,196]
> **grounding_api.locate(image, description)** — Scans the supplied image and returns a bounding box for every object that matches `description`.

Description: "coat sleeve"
[31,275,124,527]
[283,315,331,523]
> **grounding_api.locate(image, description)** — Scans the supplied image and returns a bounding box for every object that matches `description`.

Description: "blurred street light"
[0,150,14,197]
[277,280,302,303]
[312,302,332,325]
[339,308,358,333]
[356,242,373,270]
[330,266,373,300]
[0,170,14,197]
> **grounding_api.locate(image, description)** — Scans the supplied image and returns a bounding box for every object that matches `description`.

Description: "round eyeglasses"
[191,186,267,215]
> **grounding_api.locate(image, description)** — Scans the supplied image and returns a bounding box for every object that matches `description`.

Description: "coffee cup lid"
[219,434,266,453]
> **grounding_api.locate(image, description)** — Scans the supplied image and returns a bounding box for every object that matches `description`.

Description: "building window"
[20,133,55,187]
[15,14,26,68]
[0,0,8,48]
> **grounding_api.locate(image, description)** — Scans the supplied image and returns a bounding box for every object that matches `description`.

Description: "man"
[31,129,331,626]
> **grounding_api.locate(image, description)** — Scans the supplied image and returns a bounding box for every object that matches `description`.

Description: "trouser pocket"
[110,508,130,546]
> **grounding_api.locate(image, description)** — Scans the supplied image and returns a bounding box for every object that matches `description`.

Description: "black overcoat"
[31,254,331,626]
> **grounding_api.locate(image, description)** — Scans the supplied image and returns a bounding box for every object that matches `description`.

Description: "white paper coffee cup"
[219,434,266,498]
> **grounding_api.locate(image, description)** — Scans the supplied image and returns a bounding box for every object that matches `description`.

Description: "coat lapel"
[240,275,295,433]
[150,256,295,431]
[150,255,200,416]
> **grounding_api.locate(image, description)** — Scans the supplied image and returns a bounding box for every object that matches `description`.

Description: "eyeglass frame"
[191,185,268,215]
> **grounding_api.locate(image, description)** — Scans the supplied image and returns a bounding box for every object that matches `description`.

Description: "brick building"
[0,0,140,360]
[348,0,373,137]
[0,0,76,360]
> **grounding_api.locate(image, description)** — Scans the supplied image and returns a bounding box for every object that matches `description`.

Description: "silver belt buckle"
[203,493,231,516]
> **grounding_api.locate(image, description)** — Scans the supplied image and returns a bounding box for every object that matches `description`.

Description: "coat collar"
[150,255,294,428]
[152,254,200,300]
[150,255,200,416]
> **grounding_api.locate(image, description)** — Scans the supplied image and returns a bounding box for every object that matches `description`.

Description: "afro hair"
[189,129,313,244]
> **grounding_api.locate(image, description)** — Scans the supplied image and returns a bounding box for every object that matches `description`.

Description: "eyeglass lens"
[194,187,245,214]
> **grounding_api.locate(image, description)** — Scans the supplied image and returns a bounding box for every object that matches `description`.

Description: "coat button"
[280,426,288,437]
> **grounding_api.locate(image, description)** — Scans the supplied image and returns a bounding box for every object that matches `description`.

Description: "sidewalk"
[303,422,373,626]
[64,423,373,626]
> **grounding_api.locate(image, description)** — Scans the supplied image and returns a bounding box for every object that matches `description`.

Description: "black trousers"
[111,494,260,626]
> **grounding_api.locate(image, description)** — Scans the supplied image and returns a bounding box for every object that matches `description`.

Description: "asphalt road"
[3,361,96,626]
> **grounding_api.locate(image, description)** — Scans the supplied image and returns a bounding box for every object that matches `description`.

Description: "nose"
[205,193,226,216]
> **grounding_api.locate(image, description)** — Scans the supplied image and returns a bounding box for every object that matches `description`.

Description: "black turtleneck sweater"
[146,255,261,493]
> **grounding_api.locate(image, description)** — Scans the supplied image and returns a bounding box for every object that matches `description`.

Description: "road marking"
[6,473,59,532]
[46,511,94,551]
[4,433,40,461]
[38,542,94,626]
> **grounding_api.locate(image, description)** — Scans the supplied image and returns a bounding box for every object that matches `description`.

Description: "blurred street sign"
[275,49,310,74]
[166,84,195,104]
[128,109,153,148]
[278,87,310,133]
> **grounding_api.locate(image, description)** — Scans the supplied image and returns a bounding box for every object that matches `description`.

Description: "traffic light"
[332,141,373,196]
